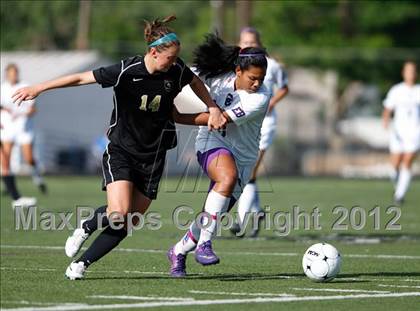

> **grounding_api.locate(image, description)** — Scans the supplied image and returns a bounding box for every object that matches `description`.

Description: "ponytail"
[193,34,240,78]
[144,15,179,51]
[194,33,267,78]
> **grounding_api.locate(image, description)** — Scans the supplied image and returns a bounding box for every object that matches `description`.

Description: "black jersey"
[93,56,194,157]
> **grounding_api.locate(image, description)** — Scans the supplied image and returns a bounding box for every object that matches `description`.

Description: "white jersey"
[257,57,288,150]
[264,57,288,95]
[1,81,35,131]
[196,73,271,167]
[263,57,288,118]
[383,82,420,153]
[195,72,271,167]
[383,82,420,133]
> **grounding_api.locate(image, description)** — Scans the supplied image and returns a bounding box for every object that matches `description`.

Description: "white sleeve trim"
[115,60,142,87]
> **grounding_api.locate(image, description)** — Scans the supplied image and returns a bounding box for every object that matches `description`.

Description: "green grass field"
[1,176,420,310]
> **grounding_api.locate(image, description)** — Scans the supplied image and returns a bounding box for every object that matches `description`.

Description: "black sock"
[249,179,256,184]
[82,205,109,234]
[77,226,127,267]
[2,175,21,200]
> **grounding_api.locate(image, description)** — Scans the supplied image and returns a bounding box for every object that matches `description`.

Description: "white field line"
[344,277,420,283]
[188,290,294,297]
[2,244,420,260]
[0,267,166,275]
[91,270,166,275]
[0,245,163,254]
[224,251,299,257]
[378,284,420,289]
[190,288,390,296]
[87,295,194,301]
[2,292,420,311]
[345,254,420,260]
[0,301,57,306]
[291,287,390,294]
[0,267,56,272]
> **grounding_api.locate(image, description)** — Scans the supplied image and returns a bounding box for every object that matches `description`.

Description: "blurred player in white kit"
[382,61,419,204]
[1,64,46,208]
[231,27,289,237]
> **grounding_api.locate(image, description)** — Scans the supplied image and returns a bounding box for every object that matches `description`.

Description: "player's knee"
[1,160,8,170]
[401,162,412,170]
[403,154,416,167]
[1,152,10,164]
[1,161,11,174]
[219,171,238,191]
[107,206,130,221]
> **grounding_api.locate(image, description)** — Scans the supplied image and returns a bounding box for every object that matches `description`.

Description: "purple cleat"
[167,246,186,277]
[195,240,220,266]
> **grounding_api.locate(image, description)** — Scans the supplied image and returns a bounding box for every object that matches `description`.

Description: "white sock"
[197,190,230,246]
[250,183,263,214]
[174,221,200,255]
[237,183,257,223]
[394,167,411,201]
[390,167,399,188]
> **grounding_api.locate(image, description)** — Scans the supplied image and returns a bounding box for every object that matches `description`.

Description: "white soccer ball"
[302,242,341,282]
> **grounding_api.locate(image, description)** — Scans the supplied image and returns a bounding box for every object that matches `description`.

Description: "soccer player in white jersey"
[382,61,420,204]
[1,64,46,208]
[168,33,271,277]
[231,27,289,237]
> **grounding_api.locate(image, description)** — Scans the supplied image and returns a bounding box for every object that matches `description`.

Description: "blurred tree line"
[253,1,419,103]
[1,0,419,112]
[0,1,213,59]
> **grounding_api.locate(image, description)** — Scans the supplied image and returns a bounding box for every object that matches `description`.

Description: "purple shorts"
[196,147,238,211]
[197,147,234,175]
[197,147,232,192]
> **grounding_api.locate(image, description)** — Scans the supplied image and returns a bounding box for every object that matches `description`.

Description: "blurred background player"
[1,63,46,208]
[231,27,288,237]
[168,34,270,277]
[382,61,420,205]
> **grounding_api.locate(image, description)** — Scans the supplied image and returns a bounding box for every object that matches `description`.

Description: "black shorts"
[101,143,166,200]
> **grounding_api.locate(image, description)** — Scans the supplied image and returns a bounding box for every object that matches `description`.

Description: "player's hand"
[12,85,41,106]
[208,107,227,131]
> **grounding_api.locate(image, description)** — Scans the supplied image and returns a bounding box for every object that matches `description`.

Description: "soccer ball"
[302,243,341,282]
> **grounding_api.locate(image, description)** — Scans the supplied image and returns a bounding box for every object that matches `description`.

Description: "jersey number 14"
[139,95,161,112]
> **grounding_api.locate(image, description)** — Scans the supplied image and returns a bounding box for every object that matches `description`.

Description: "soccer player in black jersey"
[12,15,226,280]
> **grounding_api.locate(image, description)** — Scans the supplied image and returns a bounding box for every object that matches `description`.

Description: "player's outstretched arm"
[268,86,289,114]
[12,71,96,105]
[189,75,227,130]
[173,107,231,126]
[172,106,209,125]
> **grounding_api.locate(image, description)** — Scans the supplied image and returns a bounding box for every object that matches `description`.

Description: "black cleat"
[38,183,48,195]
[230,222,245,238]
